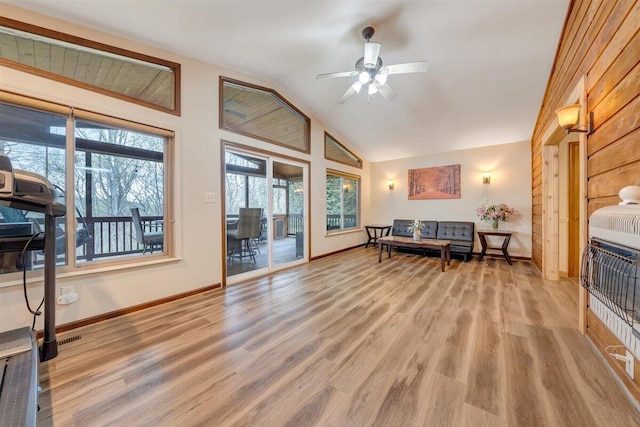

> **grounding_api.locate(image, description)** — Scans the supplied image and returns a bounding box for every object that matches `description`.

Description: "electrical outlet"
[626,350,635,379]
[204,192,216,203]
[60,285,74,295]
[56,293,78,305]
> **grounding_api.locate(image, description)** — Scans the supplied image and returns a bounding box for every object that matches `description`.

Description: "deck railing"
[49,215,163,261]
[326,214,357,230]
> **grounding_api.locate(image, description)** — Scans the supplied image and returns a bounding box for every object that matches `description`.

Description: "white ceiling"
[4,0,569,162]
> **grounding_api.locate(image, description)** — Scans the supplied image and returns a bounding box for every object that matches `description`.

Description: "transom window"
[0,17,180,115]
[324,132,362,169]
[220,77,310,153]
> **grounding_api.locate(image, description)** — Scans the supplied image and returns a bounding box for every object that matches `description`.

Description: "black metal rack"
[581,239,640,329]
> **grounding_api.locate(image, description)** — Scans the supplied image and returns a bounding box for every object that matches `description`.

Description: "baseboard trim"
[311,244,365,261]
[471,252,532,262]
[38,283,222,337]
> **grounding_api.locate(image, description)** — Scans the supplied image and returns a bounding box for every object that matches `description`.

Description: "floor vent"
[58,335,81,346]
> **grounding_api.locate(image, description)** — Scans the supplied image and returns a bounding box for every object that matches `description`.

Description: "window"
[326,170,360,232]
[0,17,180,115]
[0,92,173,279]
[220,77,310,153]
[74,120,167,264]
[324,132,362,168]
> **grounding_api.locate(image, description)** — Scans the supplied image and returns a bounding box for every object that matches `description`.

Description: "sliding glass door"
[224,146,307,283]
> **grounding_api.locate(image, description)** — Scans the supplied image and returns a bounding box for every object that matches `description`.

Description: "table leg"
[440,247,445,272]
[502,234,513,265]
[478,234,488,261]
[365,227,373,248]
[446,245,451,266]
[378,241,383,262]
[388,243,392,259]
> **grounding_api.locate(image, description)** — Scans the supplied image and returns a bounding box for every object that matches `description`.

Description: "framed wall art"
[408,164,461,200]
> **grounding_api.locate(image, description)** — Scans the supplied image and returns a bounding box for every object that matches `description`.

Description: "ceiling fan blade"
[338,81,363,104]
[373,81,397,101]
[386,61,429,75]
[316,70,358,79]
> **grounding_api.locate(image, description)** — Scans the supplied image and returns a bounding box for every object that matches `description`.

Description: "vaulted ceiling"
[3,1,569,162]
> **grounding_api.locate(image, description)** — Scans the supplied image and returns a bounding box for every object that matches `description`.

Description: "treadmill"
[0,155,66,426]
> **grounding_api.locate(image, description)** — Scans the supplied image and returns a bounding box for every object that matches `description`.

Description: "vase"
[492,219,499,230]
[413,230,421,240]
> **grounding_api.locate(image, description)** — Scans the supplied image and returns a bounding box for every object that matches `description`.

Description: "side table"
[477,230,513,265]
[365,224,392,248]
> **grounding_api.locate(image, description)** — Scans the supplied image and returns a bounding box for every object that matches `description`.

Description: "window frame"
[325,169,361,234]
[0,90,174,284]
[324,131,362,169]
[219,76,311,154]
[0,17,181,116]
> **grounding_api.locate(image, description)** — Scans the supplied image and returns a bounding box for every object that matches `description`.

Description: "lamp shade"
[482,171,491,184]
[555,104,581,130]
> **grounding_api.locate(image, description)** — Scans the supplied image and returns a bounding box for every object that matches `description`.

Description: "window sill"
[0,256,183,289]
[325,228,363,237]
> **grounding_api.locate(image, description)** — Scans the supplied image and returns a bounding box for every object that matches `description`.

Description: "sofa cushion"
[436,221,474,244]
[392,219,438,239]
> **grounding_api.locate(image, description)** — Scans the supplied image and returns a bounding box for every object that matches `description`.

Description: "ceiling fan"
[316,26,428,104]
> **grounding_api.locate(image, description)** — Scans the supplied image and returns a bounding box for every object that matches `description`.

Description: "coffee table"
[378,236,451,272]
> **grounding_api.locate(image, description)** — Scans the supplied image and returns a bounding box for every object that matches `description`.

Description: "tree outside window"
[326,171,360,232]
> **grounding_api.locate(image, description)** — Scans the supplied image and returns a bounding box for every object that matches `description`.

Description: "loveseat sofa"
[391,219,475,262]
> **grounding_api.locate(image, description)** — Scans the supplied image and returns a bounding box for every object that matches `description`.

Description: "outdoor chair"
[131,207,163,254]
[227,207,262,263]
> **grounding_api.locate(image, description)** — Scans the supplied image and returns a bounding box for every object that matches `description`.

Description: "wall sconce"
[555,104,593,135]
[482,171,491,185]
[387,180,395,190]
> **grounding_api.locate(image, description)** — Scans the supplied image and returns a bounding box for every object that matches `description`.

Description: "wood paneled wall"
[532,0,640,270]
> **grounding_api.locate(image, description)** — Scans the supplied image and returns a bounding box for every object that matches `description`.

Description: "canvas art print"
[408,164,461,199]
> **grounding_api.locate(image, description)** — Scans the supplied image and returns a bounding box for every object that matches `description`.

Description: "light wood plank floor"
[38,249,640,426]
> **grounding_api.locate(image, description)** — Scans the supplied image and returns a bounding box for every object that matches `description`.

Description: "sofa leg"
[463,254,470,262]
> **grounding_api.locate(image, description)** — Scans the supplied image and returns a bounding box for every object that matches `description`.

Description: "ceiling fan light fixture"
[374,71,388,85]
[368,84,378,96]
[353,81,363,93]
[359,71,370,84]
[364,42,381,68]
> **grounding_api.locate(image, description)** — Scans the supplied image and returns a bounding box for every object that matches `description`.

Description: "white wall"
[0,5,370,332]
[370,141,532,258]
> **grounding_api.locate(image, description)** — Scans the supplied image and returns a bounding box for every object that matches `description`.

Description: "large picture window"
[326,170,360,233]
[0,93,172,280]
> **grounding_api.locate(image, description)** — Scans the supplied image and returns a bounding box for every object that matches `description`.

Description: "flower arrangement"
[407,219,425,239]
[476,201,516,229]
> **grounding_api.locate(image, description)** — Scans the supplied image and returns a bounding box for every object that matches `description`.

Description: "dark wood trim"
[326,168,362,181]
[221,141,228,287]
[37,283,221,338]
[0,17,181,116]
[223,141,311,168]
[219,76,311,154]
[310,244,365,261]
[324,131,363,169]
[221,140,312,281]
